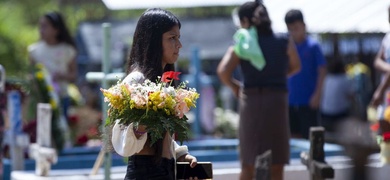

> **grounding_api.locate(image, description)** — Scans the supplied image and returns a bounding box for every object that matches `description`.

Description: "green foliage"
[0,0,108,78]
[0,1,44,77]
[108,107,190,146]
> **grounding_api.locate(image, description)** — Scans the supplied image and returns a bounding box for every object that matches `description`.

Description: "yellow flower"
[164,109,171,116]
[130,100,136,109]
[50,99,57,109]
[36,63,45,69]
[47,85,53,92]
[102,91,123,109]
[384,107,390,123]
[35,72,44,80]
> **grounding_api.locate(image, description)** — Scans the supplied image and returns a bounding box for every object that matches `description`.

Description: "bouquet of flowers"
[375,108,390,145]
[367,92,390,164]
[101,71,199,145]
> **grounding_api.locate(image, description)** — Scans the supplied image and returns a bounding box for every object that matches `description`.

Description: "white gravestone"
[28,103,58,176]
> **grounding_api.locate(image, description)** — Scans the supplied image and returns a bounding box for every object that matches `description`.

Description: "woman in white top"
[28,12,77,150]
[110,8,197,180]
[28,11,77,119]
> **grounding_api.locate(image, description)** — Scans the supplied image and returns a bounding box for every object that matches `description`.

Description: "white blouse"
[111,72,189,159]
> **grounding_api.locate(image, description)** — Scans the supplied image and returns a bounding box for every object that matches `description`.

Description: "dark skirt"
[238,88,290,165]
[125,155,175,180]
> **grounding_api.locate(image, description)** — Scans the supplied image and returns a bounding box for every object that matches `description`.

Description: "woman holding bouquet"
[110,8,197,180]
[218,2,300,180]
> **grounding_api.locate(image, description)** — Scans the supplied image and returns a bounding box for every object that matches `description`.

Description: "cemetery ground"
[9,152,390,179]
[6,132,390,179]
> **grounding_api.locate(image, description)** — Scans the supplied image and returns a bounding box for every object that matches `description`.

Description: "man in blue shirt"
[285,9,327,139]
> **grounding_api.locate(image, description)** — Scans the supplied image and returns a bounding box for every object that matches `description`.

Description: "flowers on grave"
[377,131,390,144]
[369,96,390,164]
[32,63,64,150]
[376,94,390,145]
[384,107,390,123]
[101,71,199,145]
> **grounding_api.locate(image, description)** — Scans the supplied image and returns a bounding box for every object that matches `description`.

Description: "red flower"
[383,132,390,141]
[162,71,181,83]
[76,134,88,145]
[68,115,79,126]
[370,123,379,132]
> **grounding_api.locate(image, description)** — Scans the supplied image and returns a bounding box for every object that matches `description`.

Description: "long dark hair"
[126,8,181,82]
[238,1,259,26]
[253,3,273,35]
[44,11,76,48]
[126,8,181,162]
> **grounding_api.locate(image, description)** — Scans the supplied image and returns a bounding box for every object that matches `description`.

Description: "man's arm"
[310,66,326,109]
[287,37,301,77]
[371,72,390,107]
[371,37,390,107]
[374,45,390,73]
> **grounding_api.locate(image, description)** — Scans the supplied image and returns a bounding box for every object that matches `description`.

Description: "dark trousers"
[320,110,349,132]
[125,155,175,180]
[289,105,319,139]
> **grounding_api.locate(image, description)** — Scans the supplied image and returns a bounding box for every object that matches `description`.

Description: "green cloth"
[233,26,266,71]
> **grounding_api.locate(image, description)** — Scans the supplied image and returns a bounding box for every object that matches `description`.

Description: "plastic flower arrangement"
[32,63,64,150]
[101,71,199,145]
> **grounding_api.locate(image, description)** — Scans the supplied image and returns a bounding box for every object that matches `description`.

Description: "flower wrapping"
[101,71,199,145]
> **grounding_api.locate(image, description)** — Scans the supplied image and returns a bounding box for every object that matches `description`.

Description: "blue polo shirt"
[288,36,326,106]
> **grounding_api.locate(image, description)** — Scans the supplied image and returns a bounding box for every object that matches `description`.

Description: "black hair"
[254,3,273,35]
[328,60,345,74]
[44,11,76,48]
[126,8,181,82]
[238,1,259,25]
[284,9,305,24]
[125,8,181,163]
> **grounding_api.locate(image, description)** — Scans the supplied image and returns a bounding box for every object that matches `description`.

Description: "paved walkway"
[11,154,390,180]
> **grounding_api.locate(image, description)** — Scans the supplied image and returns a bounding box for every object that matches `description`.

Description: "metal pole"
[190,46,201,139]
[102,22,112,180]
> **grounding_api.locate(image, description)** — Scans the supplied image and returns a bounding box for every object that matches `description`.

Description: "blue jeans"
[125,155,175,180]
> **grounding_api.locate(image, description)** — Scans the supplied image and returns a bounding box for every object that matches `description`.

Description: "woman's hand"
[177,154,197,168]
[178,154,198,180]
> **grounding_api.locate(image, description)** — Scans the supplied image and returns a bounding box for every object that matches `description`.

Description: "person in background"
[28,11,77,120]
[218,2,300,180]
[285,9,327,139]
[232,2,266,71]
[371,6,390,108]
[320,60,354,132]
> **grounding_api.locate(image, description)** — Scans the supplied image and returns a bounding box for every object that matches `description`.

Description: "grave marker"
[8,90,29,171]
[301,127,334,180]
[28,103,57,176]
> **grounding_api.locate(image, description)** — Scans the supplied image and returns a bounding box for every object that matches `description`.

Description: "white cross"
[28,103,57,176]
